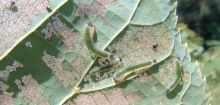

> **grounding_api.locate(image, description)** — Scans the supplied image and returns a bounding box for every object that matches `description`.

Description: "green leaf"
[64,3,207,105]
[79,6,176,92]
[0,0,206,105]
[131,0,173,25]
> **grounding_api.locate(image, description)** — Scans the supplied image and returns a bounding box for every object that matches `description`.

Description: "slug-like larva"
[166,61,183,93]
[113,60,155,82]
[83,23,122,74]
[83,24,112,57]
[83,23,121,63]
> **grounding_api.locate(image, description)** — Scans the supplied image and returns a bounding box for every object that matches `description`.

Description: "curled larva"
[83,24,111,57]
[83,23,121,65]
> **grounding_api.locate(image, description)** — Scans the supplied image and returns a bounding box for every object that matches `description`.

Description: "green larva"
[166,61,184,93]
[83,23,121,73]
[83,24,111,58]
[113,60,155,82]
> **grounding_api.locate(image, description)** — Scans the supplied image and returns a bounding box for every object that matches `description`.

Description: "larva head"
[83,23,95,39]
[109,53,122,62]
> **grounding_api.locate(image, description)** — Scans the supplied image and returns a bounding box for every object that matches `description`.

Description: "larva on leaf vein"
[113,60,156,82]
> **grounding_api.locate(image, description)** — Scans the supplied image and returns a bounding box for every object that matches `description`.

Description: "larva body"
[83,24,121,73]
[166,61,183,93]
[83,24,111,58]
[113,61,154,82]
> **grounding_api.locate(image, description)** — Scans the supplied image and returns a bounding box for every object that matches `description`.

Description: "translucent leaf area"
[0,0,206,105]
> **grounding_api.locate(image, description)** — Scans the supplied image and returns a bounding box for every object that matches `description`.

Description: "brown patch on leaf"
[106,89,129,105]
[41,14,77,50]
[59,30,77,50]
[42,51,79,87]
[73,94,96,105]
[138,73,153,83]
[0,81,14,105]
[0,94,14,105]
[76,0,117,17]
[92,91,111,105]
[69,89,141,105]
[0,0,51,57]
[0,61,23,80]
[15,74,50,105]
[72,54,86,73]
[126,94,140,104]
[112,24,174,66]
